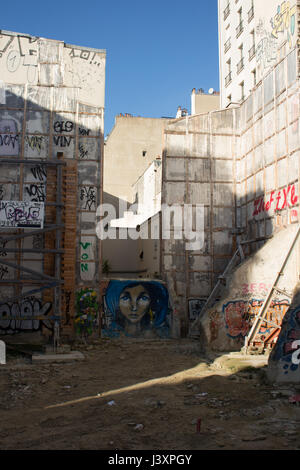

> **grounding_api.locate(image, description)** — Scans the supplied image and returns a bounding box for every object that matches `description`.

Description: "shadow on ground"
[0,338,299,451]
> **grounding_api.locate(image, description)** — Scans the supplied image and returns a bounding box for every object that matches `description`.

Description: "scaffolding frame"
[0,154,65,349]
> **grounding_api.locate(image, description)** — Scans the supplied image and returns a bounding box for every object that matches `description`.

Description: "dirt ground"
[0,337,299,451]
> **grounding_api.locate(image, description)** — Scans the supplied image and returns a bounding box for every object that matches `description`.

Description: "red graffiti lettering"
[259,198,265,212]
[253,185,298,216]
[265,191,275,211]
[242,284,249,295]
[275,191,282,210]
[281,186,291,210]
[291,185,298,205]
[253,199,260,216]
[223,299,290,340]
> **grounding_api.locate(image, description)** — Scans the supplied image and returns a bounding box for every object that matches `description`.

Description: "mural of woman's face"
[119,285,151,323]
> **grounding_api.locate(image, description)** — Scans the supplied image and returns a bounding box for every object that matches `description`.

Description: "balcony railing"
[224,4,230,20]
[224,38,231,53]
[248,6,254,23]
[225,71,232,87]
[236,20,244,38]
[249,44,255,60]
[237,57,244,74]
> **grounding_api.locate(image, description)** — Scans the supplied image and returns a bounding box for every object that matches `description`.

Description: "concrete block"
[288,151,299,183]
[276,100,286,132]
[189,271,211,297]
[32,351,85,363]
[188,114,209,133]
[166,158,185,181]
[264,73,274,105]
[188,133,209,157]
[164,182,185,204]
[165,133,185,156]
[288,122,300,153]
[277,129,287,158]
[213,207,233,229]
[212,159,232,182]
[78,137,100,160]
[212,135,233,159]
[213,183,233,206]
[189,182,210,205]
[253,85,263,115]
[211,109,234,133]
[27,86,51,110]
[287,49,297,85]
[275,60,285,97]
[253,119,262,146]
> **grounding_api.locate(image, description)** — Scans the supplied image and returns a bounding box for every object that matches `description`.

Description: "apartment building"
[218,0,298,108]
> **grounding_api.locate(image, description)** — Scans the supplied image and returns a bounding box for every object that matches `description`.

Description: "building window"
[248,1,254,23]
[249,30,255,60]
[237,44,244,74]
[236,8,243,37]
[225,72,232,87]
[240,81,245,101]
[224,37,231,53]
[252,68,257,87]
[225,58,232,87]
[142,151,147,157]
[224,1,230,20]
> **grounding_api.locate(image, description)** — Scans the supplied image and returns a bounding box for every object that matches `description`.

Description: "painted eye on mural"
[120,292,131,302]
[138,294,150,303]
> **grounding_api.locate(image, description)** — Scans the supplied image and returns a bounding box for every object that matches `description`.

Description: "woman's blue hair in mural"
[104,280,169,331]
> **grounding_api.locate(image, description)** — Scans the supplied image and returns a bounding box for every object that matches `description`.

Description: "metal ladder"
[189,241,245,336]
[243,226,300,353]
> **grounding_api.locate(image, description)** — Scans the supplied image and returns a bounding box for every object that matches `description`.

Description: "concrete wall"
[133,159,162,220]
[162,47,300,342]
[162,109,237,337]
[0,31,106,338]
[101,157,162,278]
[236,47,300,242]
[102,116,169,277]
[198,225,299,352]
[218,0,299,107]
[191,90,220,114]
[267,281,300,383]
[138,212,161,278]
[104,116,169,204]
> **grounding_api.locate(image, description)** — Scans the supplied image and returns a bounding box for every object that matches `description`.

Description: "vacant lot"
[0,338,299,450]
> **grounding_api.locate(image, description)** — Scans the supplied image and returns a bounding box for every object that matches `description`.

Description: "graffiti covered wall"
[195,225,299,351]
[223,298,289,343]
[268,284,300,382]
[101,279,171,339]
[0,30,106,336]
[255,1,297,80]
[163,44,299,340]
[0,297,52,334]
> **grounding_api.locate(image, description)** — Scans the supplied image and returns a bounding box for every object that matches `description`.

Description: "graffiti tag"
[0,298,52,333]
[253,184,298,216]
[223,299,290,339]
[270,2,296,47]
[0,201,44,228]
[80,186,96,211]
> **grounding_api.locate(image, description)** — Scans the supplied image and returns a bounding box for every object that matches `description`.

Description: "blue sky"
[1,0,220,136]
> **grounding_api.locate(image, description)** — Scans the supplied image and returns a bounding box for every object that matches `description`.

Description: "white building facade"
[218,0,298,108]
